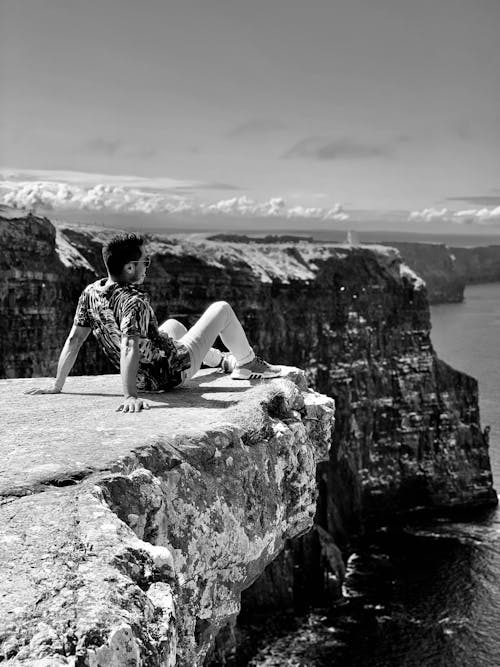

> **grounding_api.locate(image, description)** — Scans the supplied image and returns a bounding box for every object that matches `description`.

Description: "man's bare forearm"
[118,337,149,412]
[53,338,82,391]
[120,337,140,398]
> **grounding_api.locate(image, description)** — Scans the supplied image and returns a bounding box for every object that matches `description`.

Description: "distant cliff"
[211,235,500,305]
[450,244,500,285]
[208,236,467,305]
[377,242,500,304]
[390,242,465,303]
[1,213,497,662]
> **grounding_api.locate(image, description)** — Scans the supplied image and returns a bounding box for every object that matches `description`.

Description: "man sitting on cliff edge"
[26,233,281,412]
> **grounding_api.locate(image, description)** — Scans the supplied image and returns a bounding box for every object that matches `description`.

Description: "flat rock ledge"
[0,368,334,666]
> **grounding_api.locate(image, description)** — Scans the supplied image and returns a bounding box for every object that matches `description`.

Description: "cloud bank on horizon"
[409,206,500,225]
[0,169,349,221]
[2,169,500,227]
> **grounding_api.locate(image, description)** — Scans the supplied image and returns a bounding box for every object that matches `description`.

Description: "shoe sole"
[231,369,282,380]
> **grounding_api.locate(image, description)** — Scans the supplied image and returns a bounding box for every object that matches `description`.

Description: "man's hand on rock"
[116,396,150,413]
[24,386,62,395]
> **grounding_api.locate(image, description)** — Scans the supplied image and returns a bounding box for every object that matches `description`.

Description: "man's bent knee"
[159,318,187,339]
[208,301,231,315]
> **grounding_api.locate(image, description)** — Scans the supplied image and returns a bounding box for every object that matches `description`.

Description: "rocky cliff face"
[1,213,497,662]
[1,213,496,514]
[0,214,113,379]
[391,242,500,304]
[449,244,500,285]
[390,242,465,303]
[0,371,334,666]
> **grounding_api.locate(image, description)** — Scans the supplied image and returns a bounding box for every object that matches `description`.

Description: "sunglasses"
[130,257,151,267]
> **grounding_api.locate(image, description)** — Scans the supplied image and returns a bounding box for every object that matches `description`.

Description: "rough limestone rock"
[1,214,496,523]
[1,213,497,659]
[0,368,334,666]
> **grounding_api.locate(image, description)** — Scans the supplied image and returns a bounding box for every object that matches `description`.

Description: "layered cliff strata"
[1,214,496,519]
[390,242,465,304]
[0,214,111,379]
[388,242,500,304]
[1,214,497,662]
[449,244,500,285]
[209,234,500,304]
[0,370,334,665]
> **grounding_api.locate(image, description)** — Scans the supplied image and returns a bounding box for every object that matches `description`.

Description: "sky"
[1,0,499,234]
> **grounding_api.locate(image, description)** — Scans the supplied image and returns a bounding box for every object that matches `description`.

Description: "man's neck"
[107,275,128,284]
[106,275,142,288]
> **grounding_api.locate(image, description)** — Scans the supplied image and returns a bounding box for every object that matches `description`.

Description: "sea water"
[243,283,500,667]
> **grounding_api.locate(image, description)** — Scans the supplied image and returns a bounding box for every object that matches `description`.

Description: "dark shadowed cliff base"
[0,213,497,664]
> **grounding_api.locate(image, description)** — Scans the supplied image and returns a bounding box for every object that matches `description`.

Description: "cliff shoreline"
[1,213,497,665]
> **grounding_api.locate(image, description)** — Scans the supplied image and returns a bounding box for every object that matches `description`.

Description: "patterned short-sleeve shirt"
[74,279,191,390]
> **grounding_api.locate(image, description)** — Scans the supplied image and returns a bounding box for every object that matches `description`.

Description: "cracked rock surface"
[0,368,334,666]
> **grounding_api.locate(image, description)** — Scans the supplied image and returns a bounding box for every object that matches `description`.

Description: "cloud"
[0,169,201,190]
[446,195,500,207]
[0,180,189,215]
[85,138,122,156]
[408,208,454,223]
[0,175,348,222]
[84,138,157,160]
[287,202,349,221]
[202,196,286,216]
[282,136,390,160]
[289,191,329,202]
[198,182,243,191]
[454,207,500,224]
[227,119,286,139]
[199,196,348,221]
[409,206,500,225]
[0,169,242,195]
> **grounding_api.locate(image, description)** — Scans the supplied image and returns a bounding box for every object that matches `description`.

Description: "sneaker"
[231,355,281,380]
[217,352,237,374]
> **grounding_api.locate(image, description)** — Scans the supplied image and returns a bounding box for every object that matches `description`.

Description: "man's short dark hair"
[102,233,144,276]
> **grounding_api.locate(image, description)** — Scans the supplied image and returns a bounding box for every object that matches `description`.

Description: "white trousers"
[158,301,255,381]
